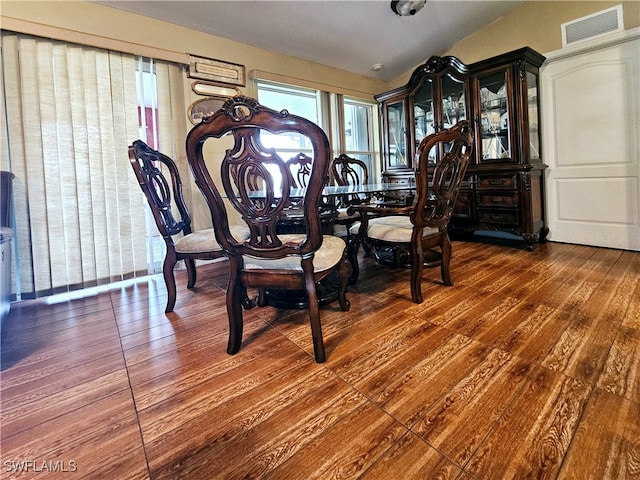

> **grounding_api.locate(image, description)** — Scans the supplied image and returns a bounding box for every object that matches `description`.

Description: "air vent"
[562,5,623,46]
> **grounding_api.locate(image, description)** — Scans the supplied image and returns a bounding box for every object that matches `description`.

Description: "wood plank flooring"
[1,240,639,479]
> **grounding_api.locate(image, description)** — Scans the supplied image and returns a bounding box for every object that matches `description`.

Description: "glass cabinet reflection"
[413,79,434,161]
[387,100,407,168]
[527,71,541,161]
[477,69,511,162]
[441,73,466,129]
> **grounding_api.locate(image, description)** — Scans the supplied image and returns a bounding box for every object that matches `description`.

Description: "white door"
[541,29,640,251]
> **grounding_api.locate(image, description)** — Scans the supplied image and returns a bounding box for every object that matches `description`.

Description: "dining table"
[242,181,416,229]
[247,181,417,308]
[246,181,414,201]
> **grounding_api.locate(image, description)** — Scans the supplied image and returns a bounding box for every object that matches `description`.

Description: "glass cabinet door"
[386,99,408,168]
[440,73,467,130]
[477,69,511,162]
[413,79,435,160]
[527,71,541,161]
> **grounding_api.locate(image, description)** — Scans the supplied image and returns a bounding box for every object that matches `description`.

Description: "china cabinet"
[376,47,548,249]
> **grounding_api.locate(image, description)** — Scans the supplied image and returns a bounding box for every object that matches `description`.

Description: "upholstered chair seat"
[174,225,250,254]
[349,216,439,243]
[336,207,357,221]
[243,235,346,272]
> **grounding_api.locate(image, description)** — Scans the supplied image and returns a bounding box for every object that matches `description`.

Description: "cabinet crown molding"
[376,47,545,103]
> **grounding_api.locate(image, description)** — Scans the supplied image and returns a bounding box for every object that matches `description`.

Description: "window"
[257,82,320,123]
[257,81,379,185]
[342,98,377,178]
[136,60,159,150]
[135,58,164,274]
[257,82,322,189]
[1,32,185,299]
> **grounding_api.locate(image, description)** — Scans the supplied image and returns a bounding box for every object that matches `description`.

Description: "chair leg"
[226,260,244,355]
[441,233,453,286]
[362,237,373,257]
[163,254,178,313]
[256,288,268,307]
[185,258,197,289]
[393,246,402,268]
[337,255,351,312]
[346,234,360,284]
[243,288,257,309]
[303,263,325,363]
[410,242,424,304]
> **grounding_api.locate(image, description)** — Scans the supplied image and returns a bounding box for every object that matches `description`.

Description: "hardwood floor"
[1,240,638,479]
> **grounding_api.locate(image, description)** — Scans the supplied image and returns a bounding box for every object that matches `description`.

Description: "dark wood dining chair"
[287,153,313,188]
[186,95,350,363]
[279,153,336,234]
[331,154,370,196]
[329,154,372,282]
[348,120,473,303]
[330,154,371,233]
[128,140,231,313]
[276,153,312,232]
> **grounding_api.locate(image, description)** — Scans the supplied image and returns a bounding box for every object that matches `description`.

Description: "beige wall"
[0,0,388,101]
[0,0,389,230]
[390,1,640,88]
[3,0,638,230]
[4,0,638,108]
[5,1,637,107]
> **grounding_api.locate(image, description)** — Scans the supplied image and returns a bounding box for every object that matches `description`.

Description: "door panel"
[541,33,640,251]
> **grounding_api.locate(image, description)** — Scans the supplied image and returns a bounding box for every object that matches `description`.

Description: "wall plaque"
[188,55,245,87]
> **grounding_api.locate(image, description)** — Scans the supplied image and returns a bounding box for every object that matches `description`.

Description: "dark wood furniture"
[376,47,547,250]
[331,154,371,203]
[277,153,336,235]
[349,121,473,303]
[287,153,313,188]
[330,154,371,240]
[245,181,416,306]
[186,95,350,363]
[128,140,231,313]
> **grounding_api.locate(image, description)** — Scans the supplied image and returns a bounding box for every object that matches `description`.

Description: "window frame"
[256,80,380,183]
[339,95,380,182]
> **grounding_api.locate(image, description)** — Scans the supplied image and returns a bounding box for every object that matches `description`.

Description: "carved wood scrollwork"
[516,60,526,81]
[220,95,291,123]
[139,150,181,234]
[424,56,446,73]
[519,171,531,192]
[221,95,260,122]
[221,134,291,248]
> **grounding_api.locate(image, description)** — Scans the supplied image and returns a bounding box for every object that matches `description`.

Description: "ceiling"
[95,0,523,81]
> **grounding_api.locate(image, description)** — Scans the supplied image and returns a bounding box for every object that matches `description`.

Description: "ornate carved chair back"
[129,140,191,240]
[411,120,474,231]
[186,96,350,363]
[330,154,370,208]
[128,140,226,313]
[186,96,328,258]
[287,153,313,189]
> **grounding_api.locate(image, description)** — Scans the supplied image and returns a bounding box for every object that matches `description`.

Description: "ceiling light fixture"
[391,0,426,16]
[371,63,384,72]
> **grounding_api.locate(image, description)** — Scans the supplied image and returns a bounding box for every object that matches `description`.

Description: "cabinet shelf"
[481,129,508,138]
[481,100,507,110]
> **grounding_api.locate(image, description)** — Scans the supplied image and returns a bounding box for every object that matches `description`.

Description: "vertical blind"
[0,31,186,299]
[135,56,190,274]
